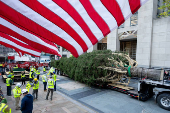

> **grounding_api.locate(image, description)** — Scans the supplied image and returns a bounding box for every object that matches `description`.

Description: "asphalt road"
[51,73,169,113]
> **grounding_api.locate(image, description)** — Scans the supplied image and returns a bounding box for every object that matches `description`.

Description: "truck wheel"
[157,93,170,111]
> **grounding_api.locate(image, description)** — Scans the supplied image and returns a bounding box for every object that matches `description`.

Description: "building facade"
[0,45,15,56]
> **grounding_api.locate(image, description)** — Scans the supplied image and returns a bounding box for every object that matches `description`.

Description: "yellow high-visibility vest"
[52,74,57,82]
[13,87,21,98]
[33,81,39,90]
[43,68,46,72]
[0,64,2,66]
[26,81,32,92]
[36,70,40,75]
[6,78,11,86]
[42,75,46,82]
[21,74,25,79]
[29,72,34,79]
[48,80,54,89]
[0,103,11,113]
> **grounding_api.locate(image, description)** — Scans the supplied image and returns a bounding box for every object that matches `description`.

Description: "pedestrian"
[33,66,36,73]
[26,79,33,93]
[42,73,47,92]
[21,71,26,86]
[36,69,40,80]
[45,76,55,100]
[52,71,57,91]
[43,66,46,73]
[9,70,15,85]
[32,78,39,100]
[29,69,34,82]
[13,83,22,110]
[0,98,11,113]
[20,89,33,113]
[6,75,12,96]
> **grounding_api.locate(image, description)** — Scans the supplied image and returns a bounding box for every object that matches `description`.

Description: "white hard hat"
[16,83,21,87]
[31,69,33,71]
[21,89,28,94]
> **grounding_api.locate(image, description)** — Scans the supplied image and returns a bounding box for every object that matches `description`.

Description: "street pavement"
[1,70,170,113]
[0,76,95,113]
[52,74,169,113]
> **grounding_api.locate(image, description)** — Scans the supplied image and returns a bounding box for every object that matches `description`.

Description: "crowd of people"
[1,66,57,113]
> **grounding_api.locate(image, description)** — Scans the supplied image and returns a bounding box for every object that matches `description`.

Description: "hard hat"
[8,75,11,78]
[34,78,37,81]
[16,83,21,87]
[1,98,7,104]
[53,71,55,74]
[21,89,28,94]
[31,69,33,72]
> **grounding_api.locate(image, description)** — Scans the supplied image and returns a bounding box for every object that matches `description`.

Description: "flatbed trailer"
[128,79,170,111]
[2,70,30,83]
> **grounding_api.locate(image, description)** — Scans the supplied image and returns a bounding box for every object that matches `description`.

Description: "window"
[118,23,124,29]
[130,11,138,26]
[157,0,161,17]
[97,43,107,50]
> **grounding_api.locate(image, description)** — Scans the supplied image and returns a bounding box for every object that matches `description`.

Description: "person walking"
[42,73,47,92]
[36,69,40,80]
[6,75,12,96]
[21,72,26,86]
[32,78,39,100]
[9,70,15,85]
[43,66,46,73]
[26,80,33,93]
[29,69,34,82]
[13,83,22,110]
[0,98,11,113]
[45,76,54,101]
[20,89,33,113]
[52,71,57,91]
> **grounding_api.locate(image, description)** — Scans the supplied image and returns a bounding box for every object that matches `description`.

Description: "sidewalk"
[0,77,96,113]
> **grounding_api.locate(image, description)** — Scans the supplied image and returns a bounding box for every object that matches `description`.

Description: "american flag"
[0,0,148,57]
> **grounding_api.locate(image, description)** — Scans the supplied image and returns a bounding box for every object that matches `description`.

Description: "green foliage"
[51,50,129,86]
[158,0,170,17]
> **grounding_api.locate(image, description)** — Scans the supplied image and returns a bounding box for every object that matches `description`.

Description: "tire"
[157,93,170,111]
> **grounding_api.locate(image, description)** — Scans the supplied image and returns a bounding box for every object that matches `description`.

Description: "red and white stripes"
[0,32,41,57]
[0,0,148,58]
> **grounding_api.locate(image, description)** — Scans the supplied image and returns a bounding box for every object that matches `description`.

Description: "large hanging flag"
[0,0,148,58]
[0,32,41,57]
[0,16,61,57]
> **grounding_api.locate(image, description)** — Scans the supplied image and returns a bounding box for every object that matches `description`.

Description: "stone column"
[136,0,154,67]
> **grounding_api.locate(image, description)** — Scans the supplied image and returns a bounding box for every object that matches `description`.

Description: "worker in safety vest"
[29,69,34,82]
[12,83,22,110]
[0,98,11,113]
[36,69,40,80]
[43,66,46,73]
[6,75,12,96]
[29,66,33,72]
[13,65,18,69]
[32,78,39,100]
[26,79,33,93]
[47,67,54,76]
[21,71,26,86]
[9,70,15,85]
[0,62,2,68]
[45,76,55,100]
[52,71,57,91]
[33,66,36,73]
[42,73,47,92]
